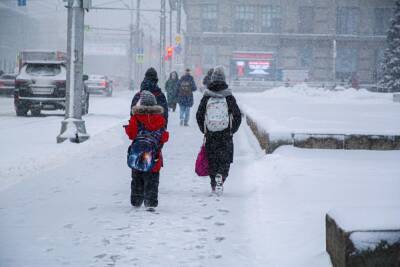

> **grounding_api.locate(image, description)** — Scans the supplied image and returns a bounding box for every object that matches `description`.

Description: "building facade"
[183,0,395,84]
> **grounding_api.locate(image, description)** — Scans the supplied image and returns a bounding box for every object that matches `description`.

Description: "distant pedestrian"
[165,71,179,112]
[202,68,214,90]
[350,73,359,90]
[0,70,4,76]
[131,67,169,126]
[125,91,169,211]
[196,67,242,195]
[177,68,197,126]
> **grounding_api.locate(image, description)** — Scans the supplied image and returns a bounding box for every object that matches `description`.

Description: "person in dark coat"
[125,91,169,210]
[165,71,179,112]
[202,68,214,89]
[176,68,197,126]
[196,67,242,193]
[131,67,169,125]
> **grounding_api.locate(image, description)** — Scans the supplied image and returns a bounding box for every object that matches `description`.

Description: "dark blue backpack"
[127,122,164,172]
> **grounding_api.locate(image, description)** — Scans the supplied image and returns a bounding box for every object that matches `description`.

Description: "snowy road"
[0,90,399,266]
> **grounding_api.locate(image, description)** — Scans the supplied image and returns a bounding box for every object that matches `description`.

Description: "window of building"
[234,5,256,32]
[336,47,358,79]
[374,49,385,82]
[299,7,314,33]
[203,45,218,67]
[201,4,218,32]
[299,46,313,68]
[337,7,360,34]
[374,8,393,35]
[261,5,281,33]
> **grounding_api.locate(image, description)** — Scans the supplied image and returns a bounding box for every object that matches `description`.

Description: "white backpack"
[205,97,230,132]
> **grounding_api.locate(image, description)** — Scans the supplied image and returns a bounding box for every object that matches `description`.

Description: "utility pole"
[169,6,173,73]
[176,0,181,34]
[134,0,141,89]
[57,0,89,143]
[128,0,134,90]
[160,0,166,86]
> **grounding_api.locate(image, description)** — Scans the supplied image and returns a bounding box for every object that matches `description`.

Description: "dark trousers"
[131,170,160,208]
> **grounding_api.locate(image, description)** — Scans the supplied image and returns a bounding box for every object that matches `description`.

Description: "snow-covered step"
[394,93,400,103]
[326,208,400,267]
[245,114,400,153]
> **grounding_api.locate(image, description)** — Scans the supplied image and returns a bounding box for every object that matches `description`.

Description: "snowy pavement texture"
[1,90,399,266]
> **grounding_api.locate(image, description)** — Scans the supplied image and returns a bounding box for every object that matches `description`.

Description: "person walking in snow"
[131,67,169,126]
[202,68,214,90]
[165,71,179,112]
[125,91,169,211]
[177,68,197,126]
[196,67,242,194]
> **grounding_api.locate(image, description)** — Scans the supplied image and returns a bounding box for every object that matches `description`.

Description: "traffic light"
[166,46,173,60]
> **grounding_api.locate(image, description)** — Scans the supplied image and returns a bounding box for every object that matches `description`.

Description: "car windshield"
[89,75,106,80]
[0,75,15,80]
[26,64,61,76]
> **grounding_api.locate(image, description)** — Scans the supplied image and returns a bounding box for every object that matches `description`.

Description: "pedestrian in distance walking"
[165,71,179,112]
[131,67,169,126]
[196,66,242,195]
[177,68,197,126]
[125,91,169,212]
[202,68,214,90]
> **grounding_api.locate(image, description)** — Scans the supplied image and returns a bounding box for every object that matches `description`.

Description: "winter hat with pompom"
[211,66,226,83]
[140,90,156,106]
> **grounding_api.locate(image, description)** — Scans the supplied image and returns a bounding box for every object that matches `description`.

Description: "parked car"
[14,61,89,117]
[85,74,113,96]
[0,74,16,96]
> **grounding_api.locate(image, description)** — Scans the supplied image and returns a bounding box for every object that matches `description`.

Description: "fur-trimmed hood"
[132,105,164,115]
[204,88,232,98]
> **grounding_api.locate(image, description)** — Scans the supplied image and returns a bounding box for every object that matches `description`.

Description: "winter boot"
[215,174,224,195]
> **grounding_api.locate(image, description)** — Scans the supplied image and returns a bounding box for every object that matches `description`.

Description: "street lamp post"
[57,0,89,143]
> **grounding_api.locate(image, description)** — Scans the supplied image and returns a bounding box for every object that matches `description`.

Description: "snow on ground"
[0,89,399,267]
[0,90,133,191]
[237,84,400,136]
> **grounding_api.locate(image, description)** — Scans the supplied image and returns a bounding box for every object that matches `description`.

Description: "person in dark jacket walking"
[196,67,242,194]
[202,68,214,89]
[125,91,169,210]
[165,71,179,112]
[177,69,197,126]
[131,67,169,125]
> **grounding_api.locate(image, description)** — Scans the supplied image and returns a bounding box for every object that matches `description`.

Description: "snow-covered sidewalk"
[1,91,399,267]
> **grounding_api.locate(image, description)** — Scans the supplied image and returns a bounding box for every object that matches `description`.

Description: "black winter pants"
[131,170,160,208]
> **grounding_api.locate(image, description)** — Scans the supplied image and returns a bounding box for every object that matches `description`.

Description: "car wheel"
[15,105,28,116]
[82,94,89,115]
[31,108,41,117]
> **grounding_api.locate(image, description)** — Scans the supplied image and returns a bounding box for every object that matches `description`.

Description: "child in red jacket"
[125,91,169,210]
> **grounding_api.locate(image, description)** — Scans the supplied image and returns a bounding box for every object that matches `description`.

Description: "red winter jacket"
[125,105,169,172]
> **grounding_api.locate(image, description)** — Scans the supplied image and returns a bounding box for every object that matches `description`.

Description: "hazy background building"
[182,0,395,84]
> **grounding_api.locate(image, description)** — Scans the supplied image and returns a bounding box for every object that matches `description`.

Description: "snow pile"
[238,84,400,135]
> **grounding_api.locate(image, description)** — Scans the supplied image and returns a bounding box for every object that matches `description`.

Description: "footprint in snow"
[63,223,73,229]
[214,222,225,226]
[94,253,107,259]
[217,209,230,214]
[215,236,225,242]
[88,207,97,211]
[203,215,213,220]
[214,254,223,259]
[102,238,111,246]
[197,228,208,232]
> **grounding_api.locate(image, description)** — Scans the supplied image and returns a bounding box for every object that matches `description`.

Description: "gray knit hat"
[140,90,156,106]
[211,66,226,83]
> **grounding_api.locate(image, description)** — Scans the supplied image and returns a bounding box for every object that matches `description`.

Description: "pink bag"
[195,144,209,177]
